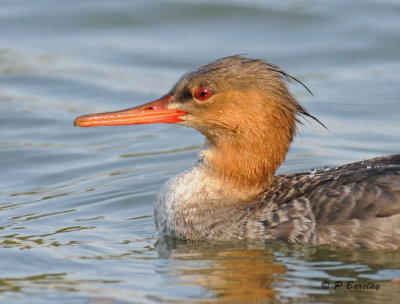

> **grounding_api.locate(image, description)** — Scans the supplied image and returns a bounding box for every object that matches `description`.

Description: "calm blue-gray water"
[1,0,400,303]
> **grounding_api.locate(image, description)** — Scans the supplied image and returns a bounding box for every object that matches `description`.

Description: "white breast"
[153,165,225,238]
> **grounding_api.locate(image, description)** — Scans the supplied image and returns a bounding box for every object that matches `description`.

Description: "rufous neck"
[200,115,295,197]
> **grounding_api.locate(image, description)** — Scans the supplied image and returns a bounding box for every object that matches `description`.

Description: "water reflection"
[156,239,285,302]
[0,272,121,296]
[156,239,400,303]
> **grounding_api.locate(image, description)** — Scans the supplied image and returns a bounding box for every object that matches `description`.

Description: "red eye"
[194,87,211,101]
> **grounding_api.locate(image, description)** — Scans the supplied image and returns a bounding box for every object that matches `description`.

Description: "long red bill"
[74,94,186,127]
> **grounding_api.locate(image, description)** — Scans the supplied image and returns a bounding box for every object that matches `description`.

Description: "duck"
[74,55,400,249]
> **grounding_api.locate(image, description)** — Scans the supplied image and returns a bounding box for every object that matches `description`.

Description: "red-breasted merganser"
[74,56,400,249]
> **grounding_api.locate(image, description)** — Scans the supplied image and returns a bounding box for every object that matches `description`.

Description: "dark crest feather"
[264,61,328,130]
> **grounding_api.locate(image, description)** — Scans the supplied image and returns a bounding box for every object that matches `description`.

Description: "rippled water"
[1,0,399,303]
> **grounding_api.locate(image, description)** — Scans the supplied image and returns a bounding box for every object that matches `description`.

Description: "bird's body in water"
[75,56,400,250]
